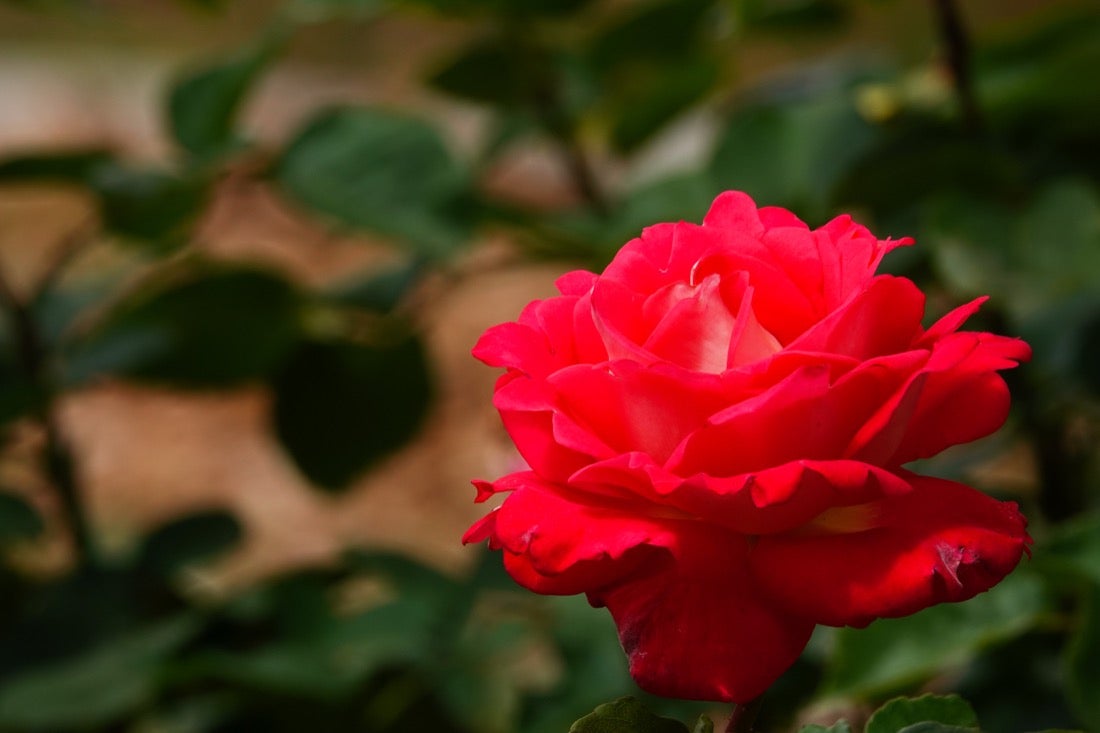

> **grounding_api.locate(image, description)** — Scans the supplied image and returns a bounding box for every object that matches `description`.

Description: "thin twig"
[930,0,984,133]
[0,227,98,566]
[725,696,764,733]
[29,216,98,303]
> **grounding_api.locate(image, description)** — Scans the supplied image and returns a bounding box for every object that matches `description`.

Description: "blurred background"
[0,0,1097,731]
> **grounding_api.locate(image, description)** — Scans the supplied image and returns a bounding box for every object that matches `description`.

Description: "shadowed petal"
[590,527,815,703]
[750,472,1031,628]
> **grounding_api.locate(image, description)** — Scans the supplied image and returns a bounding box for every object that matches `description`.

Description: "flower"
[463,191,1031,703]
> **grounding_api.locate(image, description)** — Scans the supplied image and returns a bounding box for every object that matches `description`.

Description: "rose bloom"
[464,191,1031,703]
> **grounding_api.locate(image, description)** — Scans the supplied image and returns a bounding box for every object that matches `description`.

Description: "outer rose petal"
[891,332,1031,463]
[749,472,1031,628]
[463,472,680,596]
[590,527,815,703]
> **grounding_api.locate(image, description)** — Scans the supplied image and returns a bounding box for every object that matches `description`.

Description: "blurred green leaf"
[977,12,1100,144]
[272,334,432,490]
[276,107,471,258]
[322,259,422,313]
[1065,586,1100,731]
[711,94,877,220]
[89,163,208,247]
[187,600,433,698]
[168,36,281,160]
[588,0,714,75]
[0,615,199,730]
[739,0,847,30]
[692,716,714,733]
[523,595,634,733]
[865,695,979,733]
[428,36,543,108]
[799,721,853,733]
[1038,513,1100,586]
[0,491,44,544]
[65,267,301,387]
[399,0,593,18]
[0,341,42,425]
[139,510,243,577]
[608,57,719,153]
[0,150,111,182]
[834,131,1024,219]
[287,0,382,20]
[569,697,690,733]
[823,570,1048,697]
[925,181,1100,320]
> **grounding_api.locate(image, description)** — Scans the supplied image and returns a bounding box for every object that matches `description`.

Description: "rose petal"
[550,361,728,463]
[465,473,680,596]
[642,275,739,372]
[750,472,1031,628]
[891,332,1029,463]
[493,376,607,481]
[788,275,926,360]
[590,527,815,703]
[669,460,912,535]
[669,366,831,476]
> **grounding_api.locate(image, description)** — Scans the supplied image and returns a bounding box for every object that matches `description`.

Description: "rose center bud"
[639,267,781,373]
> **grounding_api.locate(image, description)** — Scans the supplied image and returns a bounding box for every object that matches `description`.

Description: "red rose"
[464,191,1031,703]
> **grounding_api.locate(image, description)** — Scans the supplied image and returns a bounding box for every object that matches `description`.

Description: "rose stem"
[725,696,764,733]
[929,0,984,134]
[0,225,98,568]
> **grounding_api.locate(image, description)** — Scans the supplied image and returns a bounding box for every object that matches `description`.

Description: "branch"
[930,0,984,133]
[725,696,764,733]
[0,226,98,566]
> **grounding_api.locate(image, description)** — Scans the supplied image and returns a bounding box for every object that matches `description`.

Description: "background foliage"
[0,0,1098,731]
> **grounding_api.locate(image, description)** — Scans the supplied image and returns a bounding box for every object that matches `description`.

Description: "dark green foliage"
[65,266,302,388]
[0,492,44,544]
[864,695,979,733]
[89,163,210,247]
[167,35,282,160]
[276,107,472,258]
[0,1,1099,732]
[272,334,432,489]
[568,697,696,733]
[138,511,244,578]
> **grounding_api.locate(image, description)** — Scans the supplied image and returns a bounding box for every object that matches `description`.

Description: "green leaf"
[569,697,690,733]
[607,57,719,153]
[739,0,847,30]
[833,132,1024,220]
[521,595,634,733]
[799,722,853,733]
[0,341,42,425]
[823,570,1048,697]
[0,491,44,543]
[0,615,200,730]
[0,150,111,182]
[710,94,878,220]
[924,181,1100,321]
[138,510,243,576]
[865,695,979,733]
[276,107,471,258]
[588,0,714,76]
[1065,585,1100,732]
[322,259,423,313]
[89,163,208,247]
[400,0,592,18]
[167,35,281,160]
[64,267,301,388]
[428,37,542,108]
[692,715,715,733]
[286,0,382,21]
[1037,512,1100,586]
[272,334,432,490]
